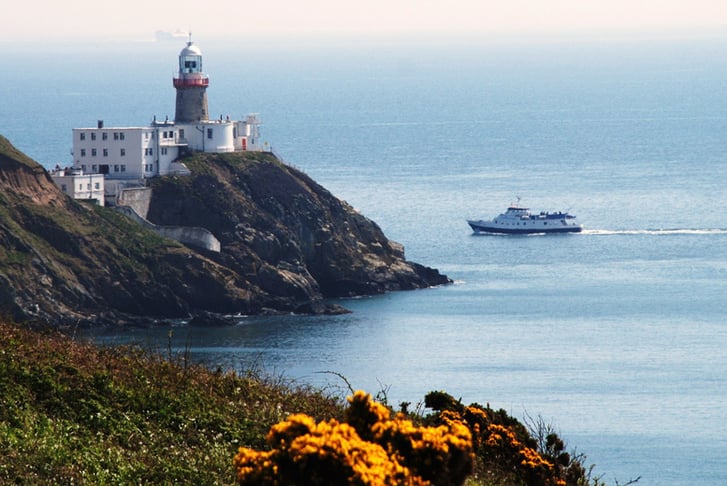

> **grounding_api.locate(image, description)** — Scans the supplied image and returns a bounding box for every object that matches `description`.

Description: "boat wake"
[583,228,727,236]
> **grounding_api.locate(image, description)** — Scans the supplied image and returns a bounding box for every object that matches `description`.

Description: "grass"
[0,318,617,485]
[0,318,342,485]
[0,135,42,170]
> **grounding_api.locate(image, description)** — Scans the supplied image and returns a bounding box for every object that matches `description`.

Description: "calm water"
[4,36,727,484]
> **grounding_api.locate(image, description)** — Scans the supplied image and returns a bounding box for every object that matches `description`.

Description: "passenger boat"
[467,203,582,234]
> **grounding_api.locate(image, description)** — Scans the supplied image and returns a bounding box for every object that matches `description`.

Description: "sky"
[3,0,727,44]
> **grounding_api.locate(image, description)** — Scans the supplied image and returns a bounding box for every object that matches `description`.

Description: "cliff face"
[0,135,449,326]
[147,152,449,300]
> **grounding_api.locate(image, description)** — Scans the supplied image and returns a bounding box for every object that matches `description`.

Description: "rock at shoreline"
[0,135,450,327]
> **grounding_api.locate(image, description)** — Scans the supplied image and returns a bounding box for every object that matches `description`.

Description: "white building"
[55,37,266,205]
[72,122,182,180]
[50,166,105,206]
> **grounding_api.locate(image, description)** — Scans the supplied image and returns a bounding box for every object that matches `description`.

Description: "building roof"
[180,42,202,57]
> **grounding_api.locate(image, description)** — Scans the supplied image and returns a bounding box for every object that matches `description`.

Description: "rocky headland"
[0,135,449,326]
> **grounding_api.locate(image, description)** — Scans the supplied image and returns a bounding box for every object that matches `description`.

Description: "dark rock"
[188,311,236,327]
[147,152,451,301]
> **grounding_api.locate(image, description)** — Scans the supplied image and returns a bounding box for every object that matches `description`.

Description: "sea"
[3,34,727,484]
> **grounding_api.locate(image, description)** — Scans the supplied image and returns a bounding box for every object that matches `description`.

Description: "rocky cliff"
[0,135,449,326]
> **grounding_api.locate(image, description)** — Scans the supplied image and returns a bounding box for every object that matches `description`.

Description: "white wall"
[73,127,146,179]
[52,171,105,206]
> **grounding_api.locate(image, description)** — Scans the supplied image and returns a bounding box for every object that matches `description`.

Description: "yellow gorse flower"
[233,390,474,485]
[431,404,574,486]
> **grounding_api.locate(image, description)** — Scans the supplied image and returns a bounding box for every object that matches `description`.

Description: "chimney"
[97,120,104,129]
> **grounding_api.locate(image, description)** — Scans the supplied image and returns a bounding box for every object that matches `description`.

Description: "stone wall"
[115,203,220,253]
[117,187,152,218]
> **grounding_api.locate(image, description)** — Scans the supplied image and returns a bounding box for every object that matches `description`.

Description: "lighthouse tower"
[173,36,209,123]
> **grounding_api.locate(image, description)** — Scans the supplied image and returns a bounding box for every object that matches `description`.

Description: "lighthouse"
[61,37,267,205]
[173,36,209,123]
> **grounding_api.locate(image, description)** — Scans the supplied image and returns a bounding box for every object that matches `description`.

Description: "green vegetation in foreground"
[0,319,618,485]
[0,319,342,484]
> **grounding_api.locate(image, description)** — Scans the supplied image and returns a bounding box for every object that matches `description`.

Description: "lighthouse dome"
[180,43,202,57]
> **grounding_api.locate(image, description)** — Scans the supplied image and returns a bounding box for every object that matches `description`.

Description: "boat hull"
[467,220,582,234]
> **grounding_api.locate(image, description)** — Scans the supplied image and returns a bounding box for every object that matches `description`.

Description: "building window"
[103,148,108,157]
[114,165,119,172]
[161,147,168,155]
[207,128,213,139]
[113,132,119,140]
[91,133,96,140]
[179,129,185,139]
[92,164,97,172]
[81,149,86,157]
[61,184,67,192]
[120,165,126,172]
[102,132,108,140]
[80,133,85,140]
[94,182,100,190]
[78,184,83,191]
[91,149,97,156]
[120,148,126,156]
[119,132,125,140]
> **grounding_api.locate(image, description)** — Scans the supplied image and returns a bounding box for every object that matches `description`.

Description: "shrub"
[233,390,475,485]
[424,391,591,486]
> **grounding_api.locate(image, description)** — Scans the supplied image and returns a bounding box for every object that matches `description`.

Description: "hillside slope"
[0,135,449,326]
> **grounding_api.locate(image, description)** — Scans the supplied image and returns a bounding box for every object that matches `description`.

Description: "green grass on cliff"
[0,318,612,486]
[0,135,40,169]
[169,150,279,178]
[0,319,343,484]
